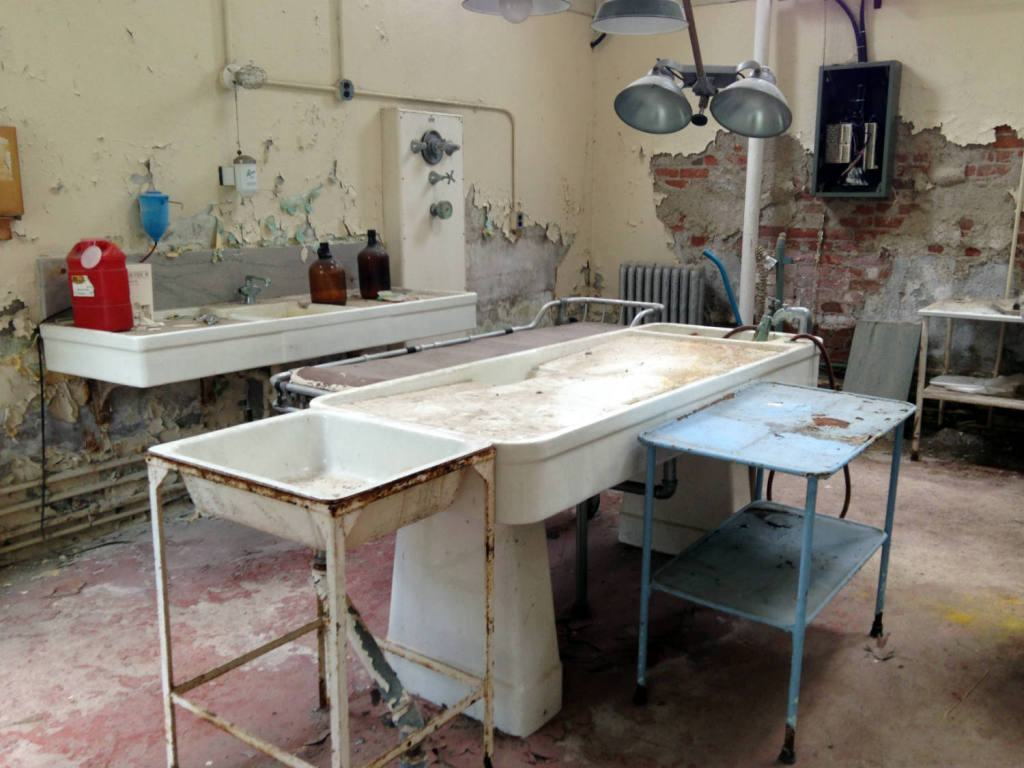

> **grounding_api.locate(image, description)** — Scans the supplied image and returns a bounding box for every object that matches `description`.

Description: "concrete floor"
[1,446,1022,767]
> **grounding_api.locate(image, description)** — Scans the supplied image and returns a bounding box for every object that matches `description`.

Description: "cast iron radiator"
[619,263,704,325]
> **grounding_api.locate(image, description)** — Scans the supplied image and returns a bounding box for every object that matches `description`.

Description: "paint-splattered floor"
[1,448,1022,767]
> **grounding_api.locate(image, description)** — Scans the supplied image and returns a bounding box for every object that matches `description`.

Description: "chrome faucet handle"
[238,275,271,304]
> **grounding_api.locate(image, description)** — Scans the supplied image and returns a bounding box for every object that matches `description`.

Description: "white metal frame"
[147,451,495,768]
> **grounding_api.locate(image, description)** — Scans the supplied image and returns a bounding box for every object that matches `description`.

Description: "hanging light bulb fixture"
[601,0,791,138]
[462,0,570,23]
[592,0,687,35]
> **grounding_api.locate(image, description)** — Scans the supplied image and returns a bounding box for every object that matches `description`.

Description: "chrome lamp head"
[614,65,693,133]
[710,61,792,138]
[615,59,791,138]
[591,0,688,35]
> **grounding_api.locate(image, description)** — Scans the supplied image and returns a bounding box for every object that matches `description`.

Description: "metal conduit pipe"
[0,486,187,558]
[2,454,144,497]
[0,469,150,520]
[613,457,679,500]
[221,0,520,225]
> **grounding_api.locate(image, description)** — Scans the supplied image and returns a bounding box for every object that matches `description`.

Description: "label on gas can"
[71,274,96,298]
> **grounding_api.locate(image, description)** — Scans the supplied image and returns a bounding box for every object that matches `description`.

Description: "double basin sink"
[38,289,478,387]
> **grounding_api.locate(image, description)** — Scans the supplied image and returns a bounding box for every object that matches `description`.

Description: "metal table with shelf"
[635,382,914,764]
[913,297,1024,460]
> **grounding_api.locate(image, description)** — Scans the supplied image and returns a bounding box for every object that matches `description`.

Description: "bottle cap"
[367,229,377,244]
[317,242,331,259]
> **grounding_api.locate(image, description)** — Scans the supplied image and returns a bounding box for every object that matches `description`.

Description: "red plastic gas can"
[66,240,134,331]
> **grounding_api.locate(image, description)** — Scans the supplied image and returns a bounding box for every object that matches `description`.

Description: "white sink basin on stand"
[39,289,477,387]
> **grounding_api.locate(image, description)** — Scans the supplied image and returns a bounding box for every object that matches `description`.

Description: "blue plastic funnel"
[138,190,169,243]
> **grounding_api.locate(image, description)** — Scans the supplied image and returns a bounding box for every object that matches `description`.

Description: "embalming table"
[312,325,818,736]
[636,382,914,764]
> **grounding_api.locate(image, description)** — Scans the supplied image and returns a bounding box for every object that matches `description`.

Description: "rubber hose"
[767,332,853,519]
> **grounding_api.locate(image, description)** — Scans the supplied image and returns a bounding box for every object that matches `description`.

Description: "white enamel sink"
[148,409,492,549]
[39,289,477,387]
[219,299,347,320]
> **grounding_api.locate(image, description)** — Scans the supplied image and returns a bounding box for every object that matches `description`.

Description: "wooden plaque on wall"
[1,126,25,217]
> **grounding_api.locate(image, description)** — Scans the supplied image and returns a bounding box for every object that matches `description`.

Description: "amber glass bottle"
[308,242,346,305]
[357,229,391,300]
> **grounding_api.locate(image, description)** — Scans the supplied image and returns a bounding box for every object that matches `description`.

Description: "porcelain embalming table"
[311,324,820,736]
[636,382,914,764]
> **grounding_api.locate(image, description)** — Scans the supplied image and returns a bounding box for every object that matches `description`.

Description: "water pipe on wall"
[737,0,773,324]
[701,249,742,325]
[220,0,521,227]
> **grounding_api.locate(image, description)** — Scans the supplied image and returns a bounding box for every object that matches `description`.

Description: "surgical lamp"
[603,0,791,138]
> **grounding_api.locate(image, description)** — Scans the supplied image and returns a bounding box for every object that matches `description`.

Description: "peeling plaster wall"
[0,1,594,553]
[586,0,1024,369]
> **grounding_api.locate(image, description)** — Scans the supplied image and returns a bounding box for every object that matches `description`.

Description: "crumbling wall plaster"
[648,122,1024,374]
[0,1,595,555]
[466,189,573,329]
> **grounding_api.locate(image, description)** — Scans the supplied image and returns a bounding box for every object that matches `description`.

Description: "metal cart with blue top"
[635,381,915,764]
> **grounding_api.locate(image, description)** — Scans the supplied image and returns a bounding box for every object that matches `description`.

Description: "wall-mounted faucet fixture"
[430,201,454,220]
[428,170,455,185]
[411,130,460,165]
[238,274,271,304]
[771,303,813,334]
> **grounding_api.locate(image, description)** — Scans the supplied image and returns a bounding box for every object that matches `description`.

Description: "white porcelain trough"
[307,323,819,736]
[148,409,492,550]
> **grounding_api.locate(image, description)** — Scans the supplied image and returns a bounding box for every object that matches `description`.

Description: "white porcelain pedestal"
[386,476,561,737]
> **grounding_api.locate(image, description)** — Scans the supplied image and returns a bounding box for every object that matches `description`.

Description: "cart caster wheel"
[870,613,884,638]
[569,601,591,620]
[633,684,647,706]
[778,726,796,764]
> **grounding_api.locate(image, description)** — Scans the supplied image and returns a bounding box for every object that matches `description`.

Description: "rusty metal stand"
[147,454,495,768]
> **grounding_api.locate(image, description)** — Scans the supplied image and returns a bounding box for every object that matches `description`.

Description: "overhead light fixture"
[591,0,688,35]
[462,0,570,24]
[710,61,791,139]
[608,0,791,138]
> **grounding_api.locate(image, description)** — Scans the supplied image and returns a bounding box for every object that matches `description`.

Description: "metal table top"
[640,381,915,478]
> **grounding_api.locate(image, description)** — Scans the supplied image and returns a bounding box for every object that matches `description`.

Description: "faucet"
[238,275,270,304]
[771,303,814,334]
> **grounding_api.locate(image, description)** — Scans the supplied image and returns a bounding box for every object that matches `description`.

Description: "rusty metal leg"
[483,465,496,768]
[313,550,328,710]
[325,520,351,768]
[912,316,928,461]
[778,477,818,766]
[572,495,600,619]
[148,462,178,768]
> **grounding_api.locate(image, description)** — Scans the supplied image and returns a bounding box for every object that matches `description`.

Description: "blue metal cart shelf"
[635,382,915,764]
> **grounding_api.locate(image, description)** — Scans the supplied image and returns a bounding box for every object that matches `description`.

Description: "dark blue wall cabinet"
[812,60,902,198]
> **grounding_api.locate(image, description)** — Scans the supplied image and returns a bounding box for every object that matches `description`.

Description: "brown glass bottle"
[357,229,391,300]
[308,242,346,305]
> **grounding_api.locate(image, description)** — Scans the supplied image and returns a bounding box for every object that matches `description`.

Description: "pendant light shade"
[592,0,688,35]
[462,0,570,23]
[709,62,791,138]
[614,70,692,134]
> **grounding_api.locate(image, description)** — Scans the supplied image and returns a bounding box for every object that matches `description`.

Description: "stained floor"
[1,447,1022,767]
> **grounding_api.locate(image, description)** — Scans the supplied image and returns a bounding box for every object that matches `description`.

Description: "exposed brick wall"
[650,124,1024,369]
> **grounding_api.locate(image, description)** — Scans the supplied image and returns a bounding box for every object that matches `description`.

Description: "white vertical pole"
[738,0,773,324]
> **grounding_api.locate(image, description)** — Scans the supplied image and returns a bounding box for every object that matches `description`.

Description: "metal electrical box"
[812,61,901,198]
